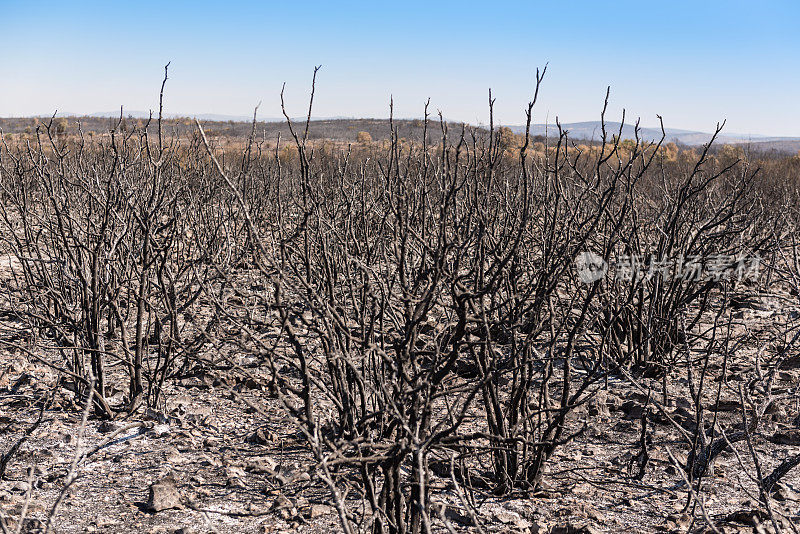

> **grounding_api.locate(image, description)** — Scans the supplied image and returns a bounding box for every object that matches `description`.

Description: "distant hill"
[506,121,800,149]
[3,114,799,155]
[733,138,800,156]
[58,110,357,123]
[84,111,265,122]
[0,116,453,145]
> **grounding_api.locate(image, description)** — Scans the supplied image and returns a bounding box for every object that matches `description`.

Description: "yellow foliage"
[279,144,299,163]
[718,144,745,161]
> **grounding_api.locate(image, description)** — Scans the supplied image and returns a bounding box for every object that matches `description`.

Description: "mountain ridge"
[505,121,800,146]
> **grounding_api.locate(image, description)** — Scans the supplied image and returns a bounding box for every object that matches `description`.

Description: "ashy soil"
[1,287,800,534]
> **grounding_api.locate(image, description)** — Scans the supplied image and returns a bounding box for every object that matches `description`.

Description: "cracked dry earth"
[1,289,800,534]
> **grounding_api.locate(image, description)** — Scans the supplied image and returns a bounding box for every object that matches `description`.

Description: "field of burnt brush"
[2,76,800,533]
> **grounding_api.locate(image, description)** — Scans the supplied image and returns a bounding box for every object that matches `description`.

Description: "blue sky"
[2,0,799,136]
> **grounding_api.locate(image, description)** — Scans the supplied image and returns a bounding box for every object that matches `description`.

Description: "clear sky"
[2,0,799,136]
